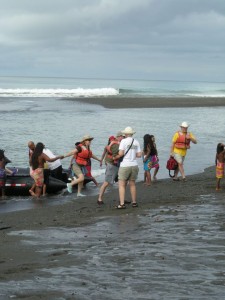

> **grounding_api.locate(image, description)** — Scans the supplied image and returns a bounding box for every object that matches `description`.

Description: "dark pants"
[50,165,63,181]
[44,169,50,185]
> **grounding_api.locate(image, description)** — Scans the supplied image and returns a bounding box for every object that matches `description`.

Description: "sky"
[1,0,225,82]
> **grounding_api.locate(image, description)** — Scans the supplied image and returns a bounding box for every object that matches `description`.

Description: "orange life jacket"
[75,144,92,166]
[106,140,119,160]
[174,132,190,149]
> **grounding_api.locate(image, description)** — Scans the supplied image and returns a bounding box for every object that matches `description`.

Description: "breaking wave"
[0,88,119,98]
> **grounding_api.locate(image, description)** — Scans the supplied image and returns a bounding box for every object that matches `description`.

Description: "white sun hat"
[122,126,136,135]
[180,121,189,128]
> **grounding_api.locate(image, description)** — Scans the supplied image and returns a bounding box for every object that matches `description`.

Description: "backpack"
[166,156,178,178]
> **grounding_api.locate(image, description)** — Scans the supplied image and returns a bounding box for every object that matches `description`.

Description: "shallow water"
[1,194,225,299]
[0,180,111,214]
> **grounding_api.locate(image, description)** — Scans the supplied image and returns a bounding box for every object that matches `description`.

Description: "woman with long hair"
[30,142,63,198]
[143,134,160,185]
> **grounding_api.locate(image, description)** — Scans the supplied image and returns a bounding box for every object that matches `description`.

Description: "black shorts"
[44,169,50,185]
[50,165,63,181]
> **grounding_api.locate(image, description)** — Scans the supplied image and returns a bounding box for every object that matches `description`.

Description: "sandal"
[116,204,126,209]
[173,178,180,181]
[132,203,138,208]
[97,200,104,205]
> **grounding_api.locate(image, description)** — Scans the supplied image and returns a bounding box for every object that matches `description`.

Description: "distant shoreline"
[65,96,225,109]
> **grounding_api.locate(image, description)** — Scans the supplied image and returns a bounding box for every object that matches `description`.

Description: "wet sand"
[0,166,224,294]
[67,96,225,108]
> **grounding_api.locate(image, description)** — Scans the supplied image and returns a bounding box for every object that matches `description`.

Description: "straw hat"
[122,126,136,135]
[116,131,125,137]
[180,121,189,128]
[81,135,94,143]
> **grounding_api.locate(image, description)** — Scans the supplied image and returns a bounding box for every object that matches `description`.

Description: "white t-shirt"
[43,148,61,170]
[119,136,141,167]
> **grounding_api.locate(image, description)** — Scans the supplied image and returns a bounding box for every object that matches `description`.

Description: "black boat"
[4,167,92,196]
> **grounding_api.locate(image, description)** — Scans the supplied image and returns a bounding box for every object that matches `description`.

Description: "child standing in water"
[150,135,160,180]
[216,143,225,191]
[143,134,152,186]
[143,134,160,185]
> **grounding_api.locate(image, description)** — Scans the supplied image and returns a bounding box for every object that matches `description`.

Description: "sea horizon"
[0,75,225,98]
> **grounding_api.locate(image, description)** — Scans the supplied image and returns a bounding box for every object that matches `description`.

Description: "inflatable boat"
[4,167,92,196]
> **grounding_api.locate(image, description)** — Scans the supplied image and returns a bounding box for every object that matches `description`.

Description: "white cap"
[180,121,189,128]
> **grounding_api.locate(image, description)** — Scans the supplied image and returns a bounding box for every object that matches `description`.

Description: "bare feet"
[29,189,36,197]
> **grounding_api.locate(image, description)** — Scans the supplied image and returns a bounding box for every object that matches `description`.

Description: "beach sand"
[67,96,225,108]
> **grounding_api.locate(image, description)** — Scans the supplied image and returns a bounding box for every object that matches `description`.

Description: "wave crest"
[0,88,119,98]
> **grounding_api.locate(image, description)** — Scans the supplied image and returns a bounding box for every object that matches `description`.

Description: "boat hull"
[5,175,67,196]
[3,167,93,196]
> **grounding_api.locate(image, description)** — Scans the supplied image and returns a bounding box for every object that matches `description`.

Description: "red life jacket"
[174,132,190,149]
[106,140,119,160]
[75,144,92,166]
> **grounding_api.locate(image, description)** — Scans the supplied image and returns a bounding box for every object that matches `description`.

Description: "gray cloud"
[0,0,225,80]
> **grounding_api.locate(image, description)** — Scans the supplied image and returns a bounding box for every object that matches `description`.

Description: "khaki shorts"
[173,153,185,164]
[72,163,84,177]
[118,166,139,181]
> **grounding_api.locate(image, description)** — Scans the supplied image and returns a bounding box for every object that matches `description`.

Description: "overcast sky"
[1,0,225,81]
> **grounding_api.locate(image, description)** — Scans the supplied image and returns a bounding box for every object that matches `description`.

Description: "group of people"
[2,121,225,203]
[27,127,143,207]
[98,127,142,209]
[97,122,198,209]
[27,136,102,198]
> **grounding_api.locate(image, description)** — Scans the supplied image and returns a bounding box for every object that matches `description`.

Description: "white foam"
[185,93,225,97]
[91,168,106,177]
[0,88,119,98]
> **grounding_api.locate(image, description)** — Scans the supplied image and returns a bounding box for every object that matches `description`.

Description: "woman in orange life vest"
[64,135,101,197]
[68,141,98,186]
[170,121,197,181]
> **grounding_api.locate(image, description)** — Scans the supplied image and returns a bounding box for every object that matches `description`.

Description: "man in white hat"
[170,121,197,181]
[113,126,142,209]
